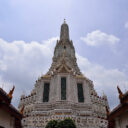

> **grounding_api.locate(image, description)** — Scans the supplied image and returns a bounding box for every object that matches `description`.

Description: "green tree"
[45,120,58,128]
[56,118,76,128]
[45,118,76,128]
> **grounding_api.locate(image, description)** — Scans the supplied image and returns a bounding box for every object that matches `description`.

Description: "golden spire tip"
[117,85,123,100]
[20,105,25,115]
[8,85,15,100]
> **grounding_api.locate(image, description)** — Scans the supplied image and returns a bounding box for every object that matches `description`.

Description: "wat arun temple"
[18,20,109,128]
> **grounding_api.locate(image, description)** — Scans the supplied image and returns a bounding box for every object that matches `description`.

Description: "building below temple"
[108,86,128,128]
[19,20,109,128]
[0,87,22,128]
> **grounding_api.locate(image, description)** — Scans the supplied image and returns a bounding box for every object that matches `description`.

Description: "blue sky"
[0,0,128,109]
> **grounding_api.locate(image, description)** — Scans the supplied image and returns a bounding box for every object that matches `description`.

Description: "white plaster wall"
[119,111,128,128]
[73,76,78,102]
[84,81,91,104]
[42,74,92,104]
[48,73,79,102]
[49,76,54,102]
[70,75,78,102]
[57,75,61,101]
[0,109,14,128]
[40,81,44,102]
[37,80,44,103]
[67,74,70,101]
[67,74,76,102]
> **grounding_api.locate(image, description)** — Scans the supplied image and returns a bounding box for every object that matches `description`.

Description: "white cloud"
[0,37,127,109]
[81,30,120,46]
[0,37,58,106]
[125,22,128,29]
[0,60,7,71]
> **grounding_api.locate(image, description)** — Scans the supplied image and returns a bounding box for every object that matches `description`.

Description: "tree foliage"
[45,118,76,128]
[45,120,58,128]
[57,118,76,128]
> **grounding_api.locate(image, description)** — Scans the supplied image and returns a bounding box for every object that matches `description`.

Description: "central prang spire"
[60,19,70,41]
[45,20,82,76]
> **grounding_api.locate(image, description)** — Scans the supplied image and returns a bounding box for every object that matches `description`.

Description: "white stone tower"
[19,20,109,128]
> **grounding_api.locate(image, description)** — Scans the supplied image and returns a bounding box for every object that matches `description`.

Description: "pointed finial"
[106,106,110,117]
[102,90,105,96]
[20,105,25,115]
[117,85,124,100]
[60,19,69,40]
[64,19,66,24]
[102,90,107,99]
[8,86,15,101]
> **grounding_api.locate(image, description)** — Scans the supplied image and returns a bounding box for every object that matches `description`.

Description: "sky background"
[0,0,128,109]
